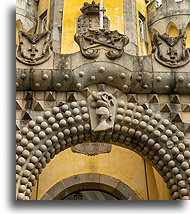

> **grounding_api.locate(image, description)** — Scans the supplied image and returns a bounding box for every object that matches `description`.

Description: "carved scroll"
[75,29,129,60]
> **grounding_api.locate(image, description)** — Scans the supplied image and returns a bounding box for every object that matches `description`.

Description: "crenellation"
[147,0,190,36]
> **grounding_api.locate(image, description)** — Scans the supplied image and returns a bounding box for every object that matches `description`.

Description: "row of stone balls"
[16,100,91,200]
[113,101,190,200]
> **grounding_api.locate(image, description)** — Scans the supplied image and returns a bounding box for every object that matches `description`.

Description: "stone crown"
[80,1,106,15]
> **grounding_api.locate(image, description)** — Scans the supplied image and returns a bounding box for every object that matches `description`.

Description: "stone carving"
[16,31,52,65]
[153,31,190,67]
[88,91,116,132]
[75,29,129,59]
[71,143,112,156]
[77,1,109,33]
[80,1,100,15]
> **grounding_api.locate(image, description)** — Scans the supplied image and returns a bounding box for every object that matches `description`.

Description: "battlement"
[16,0,38,32]
[148,0,190,23]
[147,0,190,35]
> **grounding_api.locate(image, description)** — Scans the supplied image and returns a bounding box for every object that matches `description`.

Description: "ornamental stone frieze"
[16,54,190,94]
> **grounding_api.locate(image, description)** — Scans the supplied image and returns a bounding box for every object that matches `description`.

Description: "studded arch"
[16,99,190,200]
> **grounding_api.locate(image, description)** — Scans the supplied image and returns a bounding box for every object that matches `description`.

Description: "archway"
[40,173,140,200]
[16,91,190,200]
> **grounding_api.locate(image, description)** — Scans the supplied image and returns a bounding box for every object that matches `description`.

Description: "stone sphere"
[181,162,189,170]
[16,146,24,154]
[17,193,25,200]
[26,143,34,151]
[36,116,43,124]
[52,123,60,130]
[51,136,58,143]
[48,117,56,125]
[56,113,63,121]
[79,100,87,107]
[30,156,38,164]
[57,132,64,139]
[17,157,25,166]
[171,147,180,155]
[63,129,70,136]
[52,107,60,114]
[184,151,190,159]
[33,126,41,134]
[118,101,125,108]
[61,104,69,111]
[45,140,53,147]
[177,154,185,162]
[33,137,40,145]
[44,111,52,119]
[16,134,22,142]
[77,125,84,132]
[22,150,30,158]
[59,119,66,127]
[45,127,52,135]
[41,122,48,129]
[20,138,28,147]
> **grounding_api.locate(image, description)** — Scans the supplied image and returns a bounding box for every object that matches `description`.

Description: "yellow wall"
[36,0,51,33]
[136,0,152,55]
[61,0,124,54]
[30,144,170,200]
[186,22,190,48]
[167,23,179,37]
[16,20,22,45]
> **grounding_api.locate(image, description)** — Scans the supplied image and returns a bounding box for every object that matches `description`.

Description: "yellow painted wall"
[167,23,179,37]
[136,0,152,55]
[186,22,190,48]
[61,0,124,54]
[30,144,170,200]
[16,20,22,45]
[36,0,51,33]
[153,168,171,200]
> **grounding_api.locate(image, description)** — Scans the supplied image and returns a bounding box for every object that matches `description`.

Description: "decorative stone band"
[41,173,140,200]
[16,97,190,200]
[16,31,52,65]
[16,61,190,94]
[153,32,190,68]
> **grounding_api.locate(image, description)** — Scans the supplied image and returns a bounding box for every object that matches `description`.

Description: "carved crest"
[16,31,52,65]
[153,31,190,67]
[77,1,109,34]
[75,29,129,59]
[88,91,116,133]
